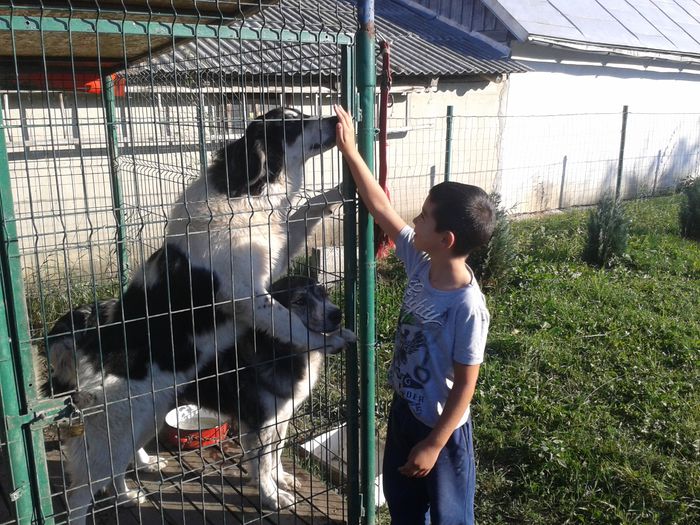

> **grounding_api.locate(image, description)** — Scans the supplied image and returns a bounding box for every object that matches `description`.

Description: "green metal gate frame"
[0,9,377,524]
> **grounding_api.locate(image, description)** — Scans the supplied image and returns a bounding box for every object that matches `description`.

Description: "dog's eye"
[292,297,307,306]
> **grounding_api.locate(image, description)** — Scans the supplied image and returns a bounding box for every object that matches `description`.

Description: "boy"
[334,104,495,525]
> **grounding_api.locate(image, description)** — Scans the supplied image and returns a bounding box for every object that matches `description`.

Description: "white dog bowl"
[163,404,229,450]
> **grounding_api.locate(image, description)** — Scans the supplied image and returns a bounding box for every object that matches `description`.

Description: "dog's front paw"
[324,333,348,354]
[135,448,168,472]
[118,488,148,506]
[339,327,356,344]
[278,470,302,491]
[139,456,168,473]
[261,488,296,510]
[323,327,356,354]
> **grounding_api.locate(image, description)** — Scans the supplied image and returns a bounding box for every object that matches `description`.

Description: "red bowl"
[163,405,229,450]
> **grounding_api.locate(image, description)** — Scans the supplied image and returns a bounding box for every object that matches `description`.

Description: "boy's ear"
[442,231,456,250]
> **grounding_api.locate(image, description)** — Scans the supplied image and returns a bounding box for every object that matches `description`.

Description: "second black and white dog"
[47,275,346,514]
[44,108,355,523]
[182,275,346,509]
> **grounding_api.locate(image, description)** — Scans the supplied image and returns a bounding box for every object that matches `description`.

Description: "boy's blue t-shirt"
[390,225,489,429]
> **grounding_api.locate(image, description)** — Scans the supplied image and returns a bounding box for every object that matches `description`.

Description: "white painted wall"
[499,43,700,213]
[384,79,506,222]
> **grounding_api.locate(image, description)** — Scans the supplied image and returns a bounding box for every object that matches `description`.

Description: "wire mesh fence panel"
[622,112,700,198]
[3,2,700,524]
[383,111,700,220]
[0,1,358,524]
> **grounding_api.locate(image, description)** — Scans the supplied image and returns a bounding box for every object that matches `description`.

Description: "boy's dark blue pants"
[382,395,475,525]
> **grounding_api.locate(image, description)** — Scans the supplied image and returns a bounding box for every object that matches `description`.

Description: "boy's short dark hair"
[428,182,496,257]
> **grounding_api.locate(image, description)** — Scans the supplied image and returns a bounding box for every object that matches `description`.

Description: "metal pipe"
[0,92,52,524]
[357,1,377,522]
[444,105,453,182]
[559,155,567,209]
[103,74,129,288]
[342,44,362,525]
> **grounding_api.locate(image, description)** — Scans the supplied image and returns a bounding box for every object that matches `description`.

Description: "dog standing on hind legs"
[43,107,354,524]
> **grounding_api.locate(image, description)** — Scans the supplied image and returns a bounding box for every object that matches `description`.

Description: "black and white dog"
[45,108,355,523]
[182,275,345,509]
[47,275,346,513]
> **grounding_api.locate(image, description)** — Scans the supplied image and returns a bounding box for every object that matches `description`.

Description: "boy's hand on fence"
[334,104,357,156]
[398,439,442,478]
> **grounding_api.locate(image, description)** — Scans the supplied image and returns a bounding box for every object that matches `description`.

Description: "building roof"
[149,0,527,78]
[481,0,700,62]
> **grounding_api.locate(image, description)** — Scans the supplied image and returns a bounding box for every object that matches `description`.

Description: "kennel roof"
[147,0,527,78]
[0,1,280,74]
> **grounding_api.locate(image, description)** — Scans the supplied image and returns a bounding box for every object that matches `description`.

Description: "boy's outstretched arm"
[334,104,407,242]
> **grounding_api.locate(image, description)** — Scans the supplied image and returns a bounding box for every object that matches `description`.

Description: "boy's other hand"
[398,439,442,478]
[334,104,357,155]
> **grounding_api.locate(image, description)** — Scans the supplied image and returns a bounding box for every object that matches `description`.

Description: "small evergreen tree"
[470,192,516,289]
[679,177,700,240]
[583,194,629,267]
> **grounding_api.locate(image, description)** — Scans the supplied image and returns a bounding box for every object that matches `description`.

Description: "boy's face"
[412,197,443,253]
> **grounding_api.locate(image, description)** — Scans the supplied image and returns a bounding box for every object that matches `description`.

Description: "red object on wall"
[17,72,125,96]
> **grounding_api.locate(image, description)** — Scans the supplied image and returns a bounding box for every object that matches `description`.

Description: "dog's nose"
[329,308,342,325]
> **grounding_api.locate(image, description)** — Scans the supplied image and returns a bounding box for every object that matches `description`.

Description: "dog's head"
[269,275,343,335]
[209,107,338,197]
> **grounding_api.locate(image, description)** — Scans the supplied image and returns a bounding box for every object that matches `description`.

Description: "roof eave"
[527,36,700,68]
[480,0,529,42]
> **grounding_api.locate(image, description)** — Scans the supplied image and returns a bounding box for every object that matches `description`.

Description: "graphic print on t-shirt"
[391,277,448,416]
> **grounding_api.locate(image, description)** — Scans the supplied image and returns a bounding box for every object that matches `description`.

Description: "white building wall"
[385,79,506,222]
[500,44,700,213]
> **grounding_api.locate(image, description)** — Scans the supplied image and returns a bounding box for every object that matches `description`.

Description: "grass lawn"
[375,194,699,524]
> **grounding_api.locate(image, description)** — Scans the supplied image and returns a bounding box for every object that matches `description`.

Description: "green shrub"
[470,192,516,289]
[583,194,629,267]
[679,176,700,240]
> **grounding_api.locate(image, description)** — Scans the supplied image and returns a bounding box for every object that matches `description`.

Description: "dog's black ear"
[209,137,267,197]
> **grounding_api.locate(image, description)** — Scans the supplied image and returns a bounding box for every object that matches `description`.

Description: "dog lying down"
[43,107,355,523]
[46,274,349,513]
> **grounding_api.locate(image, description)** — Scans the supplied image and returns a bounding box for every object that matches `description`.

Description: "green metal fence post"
[444,105,454,182]
[0,290,34,524]
[0,89,55,524]
[342,44,362,525]
[357,1,377,523]
[103,74,129,288]
[615,105,628,200]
